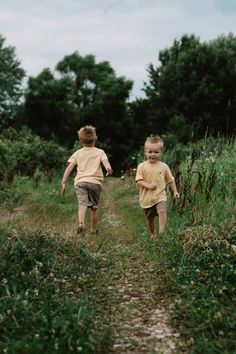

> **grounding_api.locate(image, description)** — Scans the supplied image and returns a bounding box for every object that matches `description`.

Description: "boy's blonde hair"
[78,125,97,145]
[144,135,164,150]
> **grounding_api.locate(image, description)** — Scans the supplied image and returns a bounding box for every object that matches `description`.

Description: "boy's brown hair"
[144,135,164,150]
[78,125,97,145]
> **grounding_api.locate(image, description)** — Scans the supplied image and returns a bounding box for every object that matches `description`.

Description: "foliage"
[116,137,236,353]
[0,35,25,130]
[21,69,78,145]
[143,33,236,141]
[56,52,133,171]
[0,128,69,185]
[0,228,110,353]
[20,52,133,171]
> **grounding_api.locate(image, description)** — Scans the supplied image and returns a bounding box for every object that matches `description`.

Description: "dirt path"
[87,178,181,353]
[1,178,182,353]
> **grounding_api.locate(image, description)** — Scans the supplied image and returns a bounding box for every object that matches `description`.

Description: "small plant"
[0,228,111,353]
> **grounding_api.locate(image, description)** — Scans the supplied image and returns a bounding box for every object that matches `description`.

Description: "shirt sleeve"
[101,150,108,161]
[135,164,144,182]
[165,165,174,183]
[67,151,77,164]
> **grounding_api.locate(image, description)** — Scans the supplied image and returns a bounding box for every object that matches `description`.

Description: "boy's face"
[145,142,163,163]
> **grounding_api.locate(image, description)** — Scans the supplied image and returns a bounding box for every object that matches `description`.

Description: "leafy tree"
[23,52,133,171]
[144,33,236,141]
[56,53,133,161]
[22,69,78,145]
[0,34,25,130]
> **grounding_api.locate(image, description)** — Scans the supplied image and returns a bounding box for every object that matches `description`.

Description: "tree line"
[0,33,236,172]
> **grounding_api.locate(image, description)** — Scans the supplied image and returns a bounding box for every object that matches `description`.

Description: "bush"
[0,127,69,183]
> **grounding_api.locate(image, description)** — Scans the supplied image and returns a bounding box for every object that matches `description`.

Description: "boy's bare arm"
[102,159,113,175]
[169,180,180,199]
[136,179,157,190]
[61,162,75,195]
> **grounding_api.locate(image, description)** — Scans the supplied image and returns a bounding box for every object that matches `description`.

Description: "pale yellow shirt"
[135,160,174,208]
[68,147,108,185]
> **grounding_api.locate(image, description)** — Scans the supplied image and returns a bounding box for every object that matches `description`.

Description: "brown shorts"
[75,182,102,209]
[144,201,166,219]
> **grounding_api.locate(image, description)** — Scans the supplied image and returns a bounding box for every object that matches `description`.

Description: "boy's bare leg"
[146,217,155,240]
[157,209,167,234]
[90,208,98,234]
[78,205,87,227]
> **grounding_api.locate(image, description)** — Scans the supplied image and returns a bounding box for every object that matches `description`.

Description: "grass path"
[0,177,184,353]
[83,177,182,353]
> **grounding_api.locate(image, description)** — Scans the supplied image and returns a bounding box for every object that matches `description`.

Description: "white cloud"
[0,0,235,98]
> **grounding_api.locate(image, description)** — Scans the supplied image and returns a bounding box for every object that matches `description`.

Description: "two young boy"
[61,126,179,239]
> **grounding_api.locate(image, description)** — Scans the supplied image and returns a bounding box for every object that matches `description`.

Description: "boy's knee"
[157,208,166,216]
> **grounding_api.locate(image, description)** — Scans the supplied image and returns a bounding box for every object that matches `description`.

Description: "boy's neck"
[83,143,95,147]
[147,159,161,164]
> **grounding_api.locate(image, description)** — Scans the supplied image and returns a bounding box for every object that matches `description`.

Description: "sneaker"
[90,230,98,235]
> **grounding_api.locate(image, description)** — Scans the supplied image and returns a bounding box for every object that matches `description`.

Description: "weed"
[0,228,111,353]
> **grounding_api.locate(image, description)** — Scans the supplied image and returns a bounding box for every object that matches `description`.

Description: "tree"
[57,52,133,171]
[0,34,25,130]
[23,69,78,145]
[56,52,133,137]
[23,52,133,171]
[144,33,236,141]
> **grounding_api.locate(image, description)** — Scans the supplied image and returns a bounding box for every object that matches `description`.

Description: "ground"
[82,178,182,353]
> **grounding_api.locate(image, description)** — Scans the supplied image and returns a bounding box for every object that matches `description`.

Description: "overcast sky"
[1,0,236,99]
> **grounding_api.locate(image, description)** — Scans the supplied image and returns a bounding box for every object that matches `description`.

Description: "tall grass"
[116,137,236,353]
[0,227,112,353]
[0,174,114,353]
[1,136,235,353]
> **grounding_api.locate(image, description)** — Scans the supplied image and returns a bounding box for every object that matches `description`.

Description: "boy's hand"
[106,167,113,176]
[173,191,180,199]
[149,184,157,190]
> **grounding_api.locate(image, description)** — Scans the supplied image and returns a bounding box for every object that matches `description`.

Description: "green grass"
[0,227,112,354]
[1,137,236,353]
[113,138,236,353]
[0,176,116,354]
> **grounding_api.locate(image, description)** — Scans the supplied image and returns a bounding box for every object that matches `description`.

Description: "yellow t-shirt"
[135,160,174,208]
[68,147,108,185]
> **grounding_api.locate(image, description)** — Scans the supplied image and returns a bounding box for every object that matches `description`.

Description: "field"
[0,138,236,353]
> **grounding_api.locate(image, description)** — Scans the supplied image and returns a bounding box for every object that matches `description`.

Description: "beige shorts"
[75,182,101,209]
[144,201,166,219]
